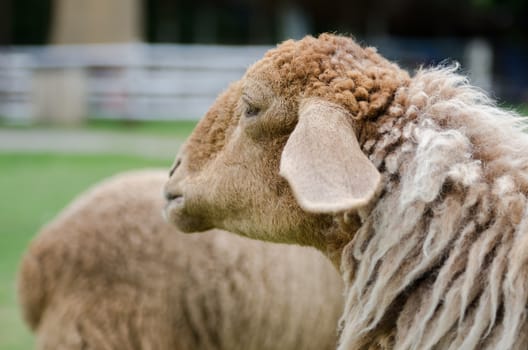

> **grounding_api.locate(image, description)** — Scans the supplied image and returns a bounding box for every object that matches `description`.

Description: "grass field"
[518,104,528,116]
[0,152,172,350]
[0,119,199,139]
[86,119,199,137]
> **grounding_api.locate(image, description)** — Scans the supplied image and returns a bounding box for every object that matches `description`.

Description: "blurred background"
[1,0,527,124]
[0,1,527,349]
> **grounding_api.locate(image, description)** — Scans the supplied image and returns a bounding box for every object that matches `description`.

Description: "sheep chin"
[163,199,212,233]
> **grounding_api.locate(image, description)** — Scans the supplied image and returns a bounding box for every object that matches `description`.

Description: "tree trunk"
[50,0,143,44]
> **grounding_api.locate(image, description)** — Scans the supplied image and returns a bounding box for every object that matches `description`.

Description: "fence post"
[464,38,493,93]
[31,67,87,125]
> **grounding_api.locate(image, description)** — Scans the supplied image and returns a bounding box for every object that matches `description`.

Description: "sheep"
[18,169,344,350]
[164,33,528,350]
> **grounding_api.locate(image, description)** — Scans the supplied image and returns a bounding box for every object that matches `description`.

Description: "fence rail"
[0,43,271,122]
[1,39,525,123]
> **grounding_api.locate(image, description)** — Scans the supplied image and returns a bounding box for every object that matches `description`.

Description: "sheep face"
[165,34,408,252]
[164,79,334,248]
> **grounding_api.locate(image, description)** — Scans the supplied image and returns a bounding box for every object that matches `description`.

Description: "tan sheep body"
[165,34,528,349]
[18,169,343,350]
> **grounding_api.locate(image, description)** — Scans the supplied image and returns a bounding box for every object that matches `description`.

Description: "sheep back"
[18,169,343,350]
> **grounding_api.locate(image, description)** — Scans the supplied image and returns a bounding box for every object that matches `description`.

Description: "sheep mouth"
[164,194,184,218]
[168,195,184,206]
[163,196,212,233]
[165,191,184,203]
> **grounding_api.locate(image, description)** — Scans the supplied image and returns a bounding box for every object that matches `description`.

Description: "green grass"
[517,104,528,117]
[0,153,171,350]
[0,118,199,138]
[85,119,199,138]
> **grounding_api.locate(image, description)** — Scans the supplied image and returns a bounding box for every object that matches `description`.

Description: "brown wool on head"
[251,34,410,122]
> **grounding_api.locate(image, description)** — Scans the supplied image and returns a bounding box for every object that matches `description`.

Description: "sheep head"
[165,34,410,255]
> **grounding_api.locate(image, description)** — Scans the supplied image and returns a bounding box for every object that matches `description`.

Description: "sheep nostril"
[169,159,182,178]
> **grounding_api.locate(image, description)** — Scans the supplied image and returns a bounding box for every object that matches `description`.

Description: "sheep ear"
[279,99,381,213]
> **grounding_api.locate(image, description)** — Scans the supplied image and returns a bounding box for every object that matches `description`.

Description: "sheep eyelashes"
[165,33,528,349]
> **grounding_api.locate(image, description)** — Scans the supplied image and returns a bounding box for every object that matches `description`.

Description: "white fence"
[1,39,502,123]
[0,44,271,123]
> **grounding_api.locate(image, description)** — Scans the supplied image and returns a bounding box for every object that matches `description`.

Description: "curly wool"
[256,34,410,120]
[338,66,528,350]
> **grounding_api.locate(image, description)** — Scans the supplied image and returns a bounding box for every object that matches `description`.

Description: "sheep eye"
[244,104,260,118]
